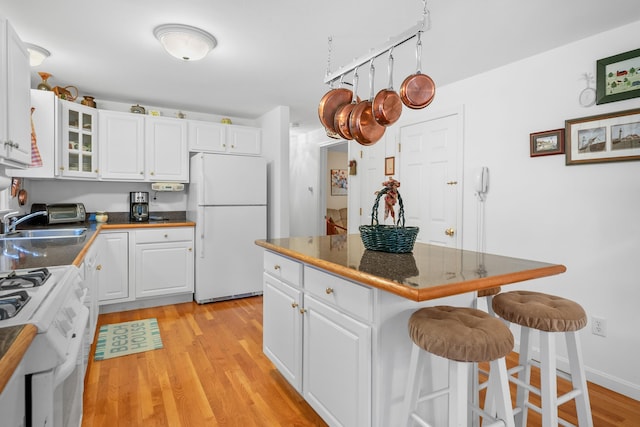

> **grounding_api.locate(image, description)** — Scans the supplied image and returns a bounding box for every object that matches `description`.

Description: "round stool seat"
[477,286,501,298]
[408,306,514,362]
[492,290,587,332]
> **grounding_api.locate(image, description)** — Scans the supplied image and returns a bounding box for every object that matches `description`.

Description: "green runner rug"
[94,318,163,360]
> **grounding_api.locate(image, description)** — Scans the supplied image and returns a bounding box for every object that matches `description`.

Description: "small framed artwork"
[596,48,640,105]
[330,169,348,196]
[384,156,395,175]
[530,129,565,157]
[565,108,640,165]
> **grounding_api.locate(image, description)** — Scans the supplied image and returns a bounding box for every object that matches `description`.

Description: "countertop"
[255,234,566,302]
[0,215,195,393]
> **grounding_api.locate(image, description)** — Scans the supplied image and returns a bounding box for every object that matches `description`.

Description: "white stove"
[0,265,90,427]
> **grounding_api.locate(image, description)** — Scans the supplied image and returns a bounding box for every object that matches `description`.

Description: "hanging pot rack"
[323,7,430,85]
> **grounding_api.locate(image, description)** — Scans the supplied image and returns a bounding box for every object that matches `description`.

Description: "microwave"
[46,203,86,224]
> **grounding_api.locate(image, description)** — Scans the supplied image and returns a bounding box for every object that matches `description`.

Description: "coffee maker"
[130,192,149,222]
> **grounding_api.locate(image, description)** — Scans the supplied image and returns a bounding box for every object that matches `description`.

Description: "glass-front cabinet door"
[60,100,98,178]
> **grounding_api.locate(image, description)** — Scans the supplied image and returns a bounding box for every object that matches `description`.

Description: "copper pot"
[333,70,361,140]
[350,62,385,146]
[400,33,435,109]
[318,76,354,137]
[373,51,402,126]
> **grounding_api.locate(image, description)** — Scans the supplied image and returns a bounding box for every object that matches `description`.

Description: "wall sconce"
[25,43,50,67]
[153,24,217,61]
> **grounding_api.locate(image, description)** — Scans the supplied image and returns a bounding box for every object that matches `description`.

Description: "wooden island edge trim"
[255,240,567,302]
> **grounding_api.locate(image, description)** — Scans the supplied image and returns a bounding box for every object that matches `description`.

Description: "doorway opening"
[319,140,348,235]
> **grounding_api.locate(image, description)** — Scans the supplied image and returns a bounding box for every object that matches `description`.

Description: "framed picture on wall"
[530,129,564,157]
[330,169,348,196]
[596,48,640,105]
[385,157,395,175]
[565,108,640,165]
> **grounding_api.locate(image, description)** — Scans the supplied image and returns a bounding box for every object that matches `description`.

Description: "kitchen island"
[256,234,566,426]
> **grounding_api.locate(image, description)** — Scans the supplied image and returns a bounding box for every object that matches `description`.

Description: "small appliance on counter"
[130,191,149,222]
[30,203,86,225]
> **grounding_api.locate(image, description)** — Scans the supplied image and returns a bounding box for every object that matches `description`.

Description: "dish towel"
[30,106,43,167]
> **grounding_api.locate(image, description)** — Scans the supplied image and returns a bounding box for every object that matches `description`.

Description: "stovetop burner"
[0,267,51,290]
[0,290,30,320]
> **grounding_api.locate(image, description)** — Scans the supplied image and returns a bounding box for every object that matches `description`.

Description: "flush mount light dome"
[25,43,51,67]
[154,24,217,61]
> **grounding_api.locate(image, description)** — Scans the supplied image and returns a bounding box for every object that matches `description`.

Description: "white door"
[399,112,462,248]
[358,140,386,227]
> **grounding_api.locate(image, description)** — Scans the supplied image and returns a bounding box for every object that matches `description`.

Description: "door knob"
[445,228,455,237]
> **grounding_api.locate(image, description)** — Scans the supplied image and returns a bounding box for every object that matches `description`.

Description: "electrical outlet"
[591,316,607,337]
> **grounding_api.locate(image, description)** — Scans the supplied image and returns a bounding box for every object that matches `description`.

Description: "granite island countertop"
[256,234,567,302]
[0,215,195,391]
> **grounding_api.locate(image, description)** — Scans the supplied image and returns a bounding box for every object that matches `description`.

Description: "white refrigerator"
[187,153,267,303]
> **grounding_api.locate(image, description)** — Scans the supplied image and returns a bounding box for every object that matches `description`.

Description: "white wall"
[289,131,320,237]
[293,20,640,399]
[260,106,290,239]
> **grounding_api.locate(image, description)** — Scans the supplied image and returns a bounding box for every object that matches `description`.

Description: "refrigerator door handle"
[199,207,206,259]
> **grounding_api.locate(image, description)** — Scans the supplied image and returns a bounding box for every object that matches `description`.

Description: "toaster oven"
[46,203,86,224]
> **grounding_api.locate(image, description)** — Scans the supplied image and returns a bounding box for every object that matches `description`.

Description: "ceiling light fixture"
[153,24,217,61]
[25,43,51,67]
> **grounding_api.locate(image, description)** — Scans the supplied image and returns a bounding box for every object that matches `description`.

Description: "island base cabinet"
[303,295,371,427]
[262,274,302,391]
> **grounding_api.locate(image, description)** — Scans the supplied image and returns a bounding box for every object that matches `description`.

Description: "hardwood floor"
[82,297,640,426]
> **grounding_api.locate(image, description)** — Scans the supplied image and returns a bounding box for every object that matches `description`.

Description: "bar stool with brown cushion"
[492,291,593,427]
[472,286,502,427]
[402,306,515,427]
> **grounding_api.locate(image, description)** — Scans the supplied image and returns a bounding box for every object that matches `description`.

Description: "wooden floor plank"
[83,296,639,426]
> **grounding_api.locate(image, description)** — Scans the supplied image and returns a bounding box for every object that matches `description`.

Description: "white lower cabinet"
[133,228,194,298]
[303,295,371,427]
[263,274,303,390]
[262,252,371,427]
[97,227,194,307]
[97,231,129,302]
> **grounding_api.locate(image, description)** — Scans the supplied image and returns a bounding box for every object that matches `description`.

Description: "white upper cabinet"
[59,100,98,178]
[99,112,188,182]
[145,116,188,182]
[188,121,261,155]
[8,90,59,178]
[99,110,145,180]
[0,18,31,167]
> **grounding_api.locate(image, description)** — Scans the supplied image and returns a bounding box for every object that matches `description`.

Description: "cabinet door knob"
[325,287,334,294]
[140,171,144,175]
[274,264,281,270]
[164,234,168,238]
[150,172,155,176]
[299,308,307,314]
[188,248,193,252]
[96,264,102,271]
[445,228,455,237]
[291,302,298,308]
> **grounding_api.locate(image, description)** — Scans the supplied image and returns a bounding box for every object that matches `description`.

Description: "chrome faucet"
[3,210,48,234]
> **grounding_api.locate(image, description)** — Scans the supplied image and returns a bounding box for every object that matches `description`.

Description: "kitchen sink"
[0,227,87,240]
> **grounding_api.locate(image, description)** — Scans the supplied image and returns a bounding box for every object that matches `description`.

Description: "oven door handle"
[53,305,89,388]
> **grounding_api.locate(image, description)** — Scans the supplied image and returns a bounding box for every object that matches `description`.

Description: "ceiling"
[1,0,639,134]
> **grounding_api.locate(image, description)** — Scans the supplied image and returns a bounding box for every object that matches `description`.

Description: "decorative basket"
[359,187,419,253]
